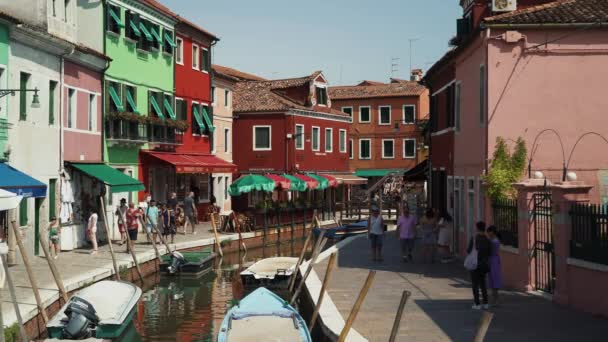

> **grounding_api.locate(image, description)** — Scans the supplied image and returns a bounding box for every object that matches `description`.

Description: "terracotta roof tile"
[212,64,266,82]
[485,0,608,25]
[140,0,178,20]
[176,15,218,41]
[357,80,385,86]
[328,82,427,100]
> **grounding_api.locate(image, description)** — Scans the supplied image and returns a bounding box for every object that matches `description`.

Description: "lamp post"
[0,88,41,110]
[527,128,567,181]
[566,132,608,179]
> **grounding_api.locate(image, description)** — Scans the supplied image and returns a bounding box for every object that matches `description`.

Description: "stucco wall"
[76,0,103,52]
[0,23,10,155]
[212,77,233,163]
[2,0,46,28]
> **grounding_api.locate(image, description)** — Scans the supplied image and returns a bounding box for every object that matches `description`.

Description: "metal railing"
[570,202,608,266]
[105,119,183,145]
[492,198,518,248]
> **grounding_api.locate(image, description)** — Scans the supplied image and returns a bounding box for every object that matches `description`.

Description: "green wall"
[0,23,9,158]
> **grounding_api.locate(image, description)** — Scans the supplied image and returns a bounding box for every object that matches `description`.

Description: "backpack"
[464,237,478,271]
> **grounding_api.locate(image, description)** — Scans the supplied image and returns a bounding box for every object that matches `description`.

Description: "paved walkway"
[313,231,608,341]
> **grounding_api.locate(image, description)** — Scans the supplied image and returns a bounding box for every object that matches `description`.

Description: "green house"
[0,21,9,159]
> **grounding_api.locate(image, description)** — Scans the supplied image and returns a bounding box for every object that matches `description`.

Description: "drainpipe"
[60,46,76,173]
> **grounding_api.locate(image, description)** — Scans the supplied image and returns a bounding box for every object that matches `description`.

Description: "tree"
[484,137,527,201]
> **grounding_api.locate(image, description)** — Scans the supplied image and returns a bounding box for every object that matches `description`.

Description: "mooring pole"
[117,212,145,283]
[38,228,69,303]
[99,197,121,280]
[2,254,28,342]
[288,228,313,292]
[338,270,376,342]
[309,252,337,331]
[388,290,411,342]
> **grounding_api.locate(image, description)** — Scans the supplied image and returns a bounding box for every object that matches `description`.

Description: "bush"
[484,137,527,201]
[4,323,20,342]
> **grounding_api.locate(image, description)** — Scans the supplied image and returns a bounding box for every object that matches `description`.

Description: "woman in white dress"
[87,210,99,255]
[437,211,453,262]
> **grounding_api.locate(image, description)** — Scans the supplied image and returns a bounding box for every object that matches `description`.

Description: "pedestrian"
[167,192,178,211]
[420,208,438,263]
[486,225,503,306]
[145,200,159,244]
[367,206,384,262]
[161,203,177,243]
[437,211,454,263]
[467,221,492,310]
[397,205,417,262]
[115,198,128,245]
[183,191,196,234]
[175,205,185,234]
[48,217,60,259]
[126,202,140,253]
[87,210,99,255]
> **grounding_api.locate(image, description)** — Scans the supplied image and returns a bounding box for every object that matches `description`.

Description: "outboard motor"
[167,251,186,274]
[61,297,100,339]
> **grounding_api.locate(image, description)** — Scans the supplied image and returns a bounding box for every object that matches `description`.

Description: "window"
[379,106,391,125]
[88,94,97,132]
[224,177,229,201]
[136,19,153,52]
[253,126,271,151]
[64,0,70,23]
[201,48,210,72]
[349,139,353,159]
[106,81,123,113]
[149,23,161,50]
[455,82,461,131]
[191,102,202,135]
[67,89,76,128]
[192,44,199,69]
[446,83,455,127]
[211,128,216,153]
[106,4,122,34]
[19,199,28,226]
[403,139,416,159]
[125,85,138,113]
[342,107,353,118]
[177,174,210,203]
[175,37,183,64]
[211,86,216,106]
[48,80,57,125]
[49,179,57,220]
[359,139,371,160]
[480,64,486,125]
[163,93,175,119]
[359,106,370,123]
[149,91,164,118]
[175,98,187,121]
[339,129,347,153]
[125,11,140,41]
[163,29,175,55]
[403,105,416,124]
[19,72,30,121]
[52,0,56,17]
[325,128,333,152]
[224,89,230,108]
[311,126,320,151]
[224,128,230,153]
[295,124,304,150]
[315,87,328,105]
[382,139,394,159]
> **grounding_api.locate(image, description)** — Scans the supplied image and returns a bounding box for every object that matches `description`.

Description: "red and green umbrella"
[282,174,308,192]
[305,174,329,190]
[294,174,319,189]
[264,174,292,190]
[228,174,275,196]
[320,174,338,188]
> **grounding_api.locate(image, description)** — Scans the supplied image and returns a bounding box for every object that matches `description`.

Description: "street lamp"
[566,131,608,180]
[527,128,567,181]
[0,88,41,110]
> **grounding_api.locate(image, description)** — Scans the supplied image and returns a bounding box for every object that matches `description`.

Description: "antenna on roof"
[391,57,400,78]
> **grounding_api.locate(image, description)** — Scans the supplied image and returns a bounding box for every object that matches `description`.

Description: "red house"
[232,71,351,210]
[140,16,236,217]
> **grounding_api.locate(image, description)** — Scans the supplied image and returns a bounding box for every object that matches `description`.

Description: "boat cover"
[240,257,298,280]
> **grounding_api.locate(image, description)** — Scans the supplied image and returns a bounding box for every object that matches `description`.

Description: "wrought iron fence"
[492,198,518,248]
[570,203,608,266]
[105,119,183,145]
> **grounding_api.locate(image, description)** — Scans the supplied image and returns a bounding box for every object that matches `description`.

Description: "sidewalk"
[312,231,608,341]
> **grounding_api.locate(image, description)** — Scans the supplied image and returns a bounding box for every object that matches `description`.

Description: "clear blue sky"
[159,0,462,85]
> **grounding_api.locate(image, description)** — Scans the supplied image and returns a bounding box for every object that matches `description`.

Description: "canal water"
[119,239,309,342]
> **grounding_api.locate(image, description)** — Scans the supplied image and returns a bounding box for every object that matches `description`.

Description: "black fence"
[570,203,608,266]
[105,119,184,145]
[492,198,518,248]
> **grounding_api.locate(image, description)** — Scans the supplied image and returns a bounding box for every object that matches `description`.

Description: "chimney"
[410,69,423,82]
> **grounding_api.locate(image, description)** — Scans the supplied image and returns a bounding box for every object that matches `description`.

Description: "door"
[532,192,555,293]
[34,198,43,255]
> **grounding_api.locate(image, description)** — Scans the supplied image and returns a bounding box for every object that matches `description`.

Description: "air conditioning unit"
[492,0,517,12]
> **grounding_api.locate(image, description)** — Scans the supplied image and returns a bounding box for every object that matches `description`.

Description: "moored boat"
[217,287,312,342]
[46,280,142,340]
[240,257,298,289]
[313,220,369,239]
[159,248,216,276]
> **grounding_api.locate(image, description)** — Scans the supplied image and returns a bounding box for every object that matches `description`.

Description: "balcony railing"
[105,119,183,145]
[149,124,183,145]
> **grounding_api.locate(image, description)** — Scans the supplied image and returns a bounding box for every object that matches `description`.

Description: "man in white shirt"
[368,206,384,262]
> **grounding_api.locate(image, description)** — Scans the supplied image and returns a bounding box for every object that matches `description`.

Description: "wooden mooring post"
[290,233,327,306]
[210,212,224,258]
[117,212,145,283]
[473,311,494,342]
[2,254,28,342]
[388,290,411,342]
[309,252,337,331]
[288,228,313,292]
[338,270,376,342]
[99,197,121,280]
[38,228,69,303]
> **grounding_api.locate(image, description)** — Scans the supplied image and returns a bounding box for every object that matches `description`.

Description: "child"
[48,217,61,259]
[486,225,503,305]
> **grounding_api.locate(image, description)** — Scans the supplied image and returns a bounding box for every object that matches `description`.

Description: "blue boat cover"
[0,163,46,198]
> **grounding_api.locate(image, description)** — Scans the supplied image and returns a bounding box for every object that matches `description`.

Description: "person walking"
[397,205,417,262]
[125,202,140,253]
[367,206,384,262]
[161,203,177,244]
[48,217,61,259]
[183,191,196,234]
[437,212,454,263]
[420,208,438,263]
[145,200,159,244]
[87,210,99,255]
[167,192,178,211]
[115,198,128,245]
[467,221,492,310]
[486,225,503,306]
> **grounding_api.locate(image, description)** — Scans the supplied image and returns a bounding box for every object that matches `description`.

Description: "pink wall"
[63,61,102,162]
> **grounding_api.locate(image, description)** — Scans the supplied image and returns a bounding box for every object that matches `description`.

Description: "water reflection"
[121,239,308,342]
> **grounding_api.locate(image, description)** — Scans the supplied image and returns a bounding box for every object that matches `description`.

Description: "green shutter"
[108,7,124,28]
[129,18,141,37]
[19,73,28,120]
[49,179,56,220]
[19,199,27,226]
[192,105,205,129]
[150,26,162,43]
[150,95,164,119]
[201,105,215,132]
[126,88,139,114]
[138,22,153,41]
[49,81,56,125]
[163,97,176,120]
[108,85,124,112]
[164,32,176,47]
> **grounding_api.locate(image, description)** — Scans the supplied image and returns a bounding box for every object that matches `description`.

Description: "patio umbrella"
[282,174,307,192]
[0,189,23,211]
[305,174,329,190]
[293,174,319,190]
[265,174,291,190]
[320,174,339,188]
[228,174,276,196]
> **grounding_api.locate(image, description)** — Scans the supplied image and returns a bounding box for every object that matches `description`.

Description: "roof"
[234,71,348,116]
[357,80,385,86]
[485,0,608,25]
[328,82,427,100]
[212,64,266,82]
[176,15,218,41]
[140,0,178,21]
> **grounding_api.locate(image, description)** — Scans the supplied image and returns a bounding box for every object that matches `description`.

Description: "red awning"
[264,174,291,190]
[144,152,237,173]
[294,174,318,189]
[320,174,338,188]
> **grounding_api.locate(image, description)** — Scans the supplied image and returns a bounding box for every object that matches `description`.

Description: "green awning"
[125,88,139,114]
[229,175,275,197]
[150,26,162,44]
[305,174,329,190]
[355,169,405,177]
[129,20,141,37]
[163,98,176,120]
[108,8,124,28]
[201,105,215,132]
[150,96,164,119]
[69,163,144,194]
[282,174,307,192]
[164,32,176,48]
[108,86,124,112]
[139,22,153,41]
[192,106,205,130]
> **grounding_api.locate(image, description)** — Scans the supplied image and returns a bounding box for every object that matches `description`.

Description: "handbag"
[464,237,478,271]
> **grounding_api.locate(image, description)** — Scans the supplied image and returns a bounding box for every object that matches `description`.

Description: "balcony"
[105,119,184,145]
[148,124,183,145]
